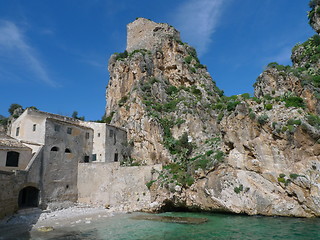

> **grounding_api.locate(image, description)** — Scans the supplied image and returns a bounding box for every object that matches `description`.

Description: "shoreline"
[0,204,126,238]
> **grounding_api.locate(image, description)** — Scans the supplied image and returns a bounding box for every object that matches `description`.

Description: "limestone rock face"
[107,18,221,165]
[255,40,320,115]
[106,18,320,217]
[148,100,320,217]
[254,68,302,98]
[309,4,320,34]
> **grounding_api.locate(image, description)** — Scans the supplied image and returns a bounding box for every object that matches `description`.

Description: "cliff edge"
[105,10,320,217]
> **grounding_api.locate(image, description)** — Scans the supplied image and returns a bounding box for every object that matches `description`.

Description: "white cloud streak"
[262,45,293,67]
[0,20,57,87]
[173,0,228,56]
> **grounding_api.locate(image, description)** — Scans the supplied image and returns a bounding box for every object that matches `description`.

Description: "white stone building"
[0,108,128,218]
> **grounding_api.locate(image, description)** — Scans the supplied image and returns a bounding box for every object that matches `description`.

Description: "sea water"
[3,212,320,240]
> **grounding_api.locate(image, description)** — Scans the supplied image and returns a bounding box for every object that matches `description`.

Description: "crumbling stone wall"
[126,18,180,52]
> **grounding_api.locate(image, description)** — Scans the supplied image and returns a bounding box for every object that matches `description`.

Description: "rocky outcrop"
[254,67,302,98]
[106,18,221,164]
[309,1,320,34]
[106,15,320,217]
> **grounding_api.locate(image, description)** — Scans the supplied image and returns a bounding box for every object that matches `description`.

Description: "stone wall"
[0,171,22,219]
[10,109,47,149]
[40,119,93,208]
[77,163,162,211]
[104,125,127,163]
[126,18,180,52]
[80,122,107,162]
[80,122,128,163]
[0,146,44,219]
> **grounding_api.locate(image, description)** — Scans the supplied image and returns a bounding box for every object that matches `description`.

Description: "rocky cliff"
[106,6,320,217]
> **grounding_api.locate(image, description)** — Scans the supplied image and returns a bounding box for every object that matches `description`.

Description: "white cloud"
[173,0,229,56]
[0,20,57,87]
[262,45,293,67]
[270,46,292,65]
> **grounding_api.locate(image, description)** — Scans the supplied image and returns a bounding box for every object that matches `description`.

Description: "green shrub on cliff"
[115,50,128,61]
[184,55,193,64]
[118,96,129,107]
[257,114,269,125]
[284,96,305,108]
[309,0,320,9]
[264,104,273,111]
[234,184,243,194]
[307,114,320,129]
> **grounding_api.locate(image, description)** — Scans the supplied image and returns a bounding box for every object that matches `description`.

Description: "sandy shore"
[32,205,121,229]
[0,204,125,238]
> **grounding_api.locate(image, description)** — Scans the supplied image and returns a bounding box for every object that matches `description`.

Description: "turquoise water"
[4,212,320,239]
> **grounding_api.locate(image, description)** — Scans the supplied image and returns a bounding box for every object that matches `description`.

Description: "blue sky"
[0,0,315,120]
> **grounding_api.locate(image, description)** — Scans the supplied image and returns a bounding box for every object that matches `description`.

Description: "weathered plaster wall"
[0,171,20,219]
[80,122,107,162]
[0,147,43,219]
[10,109,47,150]
[105,125,127,163]
[0,148,33,170]
[40,119,93,208]
[77,163,162,211]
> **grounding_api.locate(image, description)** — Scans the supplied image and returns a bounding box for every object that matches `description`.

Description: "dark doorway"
[18,186,39,208]
[114,153,118,162]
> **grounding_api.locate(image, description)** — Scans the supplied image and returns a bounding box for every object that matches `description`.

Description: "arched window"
[65,148,71,153]
[6,151,19,167]
[50,146,59,151]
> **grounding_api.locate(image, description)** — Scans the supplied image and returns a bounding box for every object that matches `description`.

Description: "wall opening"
[33,124,36,131]
[114,153,118,162]
[16,127,20,136]
[92,154,97,161]
[65,148,71,153]
[84,155,90,163]
[85,132,90,139]
[18,186,39,209]
[51,146,59,151]
[67,127,72,134]
[54,125,60,132]
[6,151,19,167]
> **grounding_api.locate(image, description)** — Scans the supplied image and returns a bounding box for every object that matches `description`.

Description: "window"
[98,133,100,137]
[51,146,59,151]
[16,127,20,136]
[67,127,72,134]
[54,125,60,132]
[33,124,36,132]
[109,129,114,138]
[65,148,71,153]
[6,151,19,167]
[84,156,90,163]
[85,132,90,139]
[92,154,97,161]
[114,153,118,162]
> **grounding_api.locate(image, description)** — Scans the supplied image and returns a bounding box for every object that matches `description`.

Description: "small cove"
[2,212,320,240]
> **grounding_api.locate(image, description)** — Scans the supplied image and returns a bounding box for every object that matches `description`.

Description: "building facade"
[0,108,128,219]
